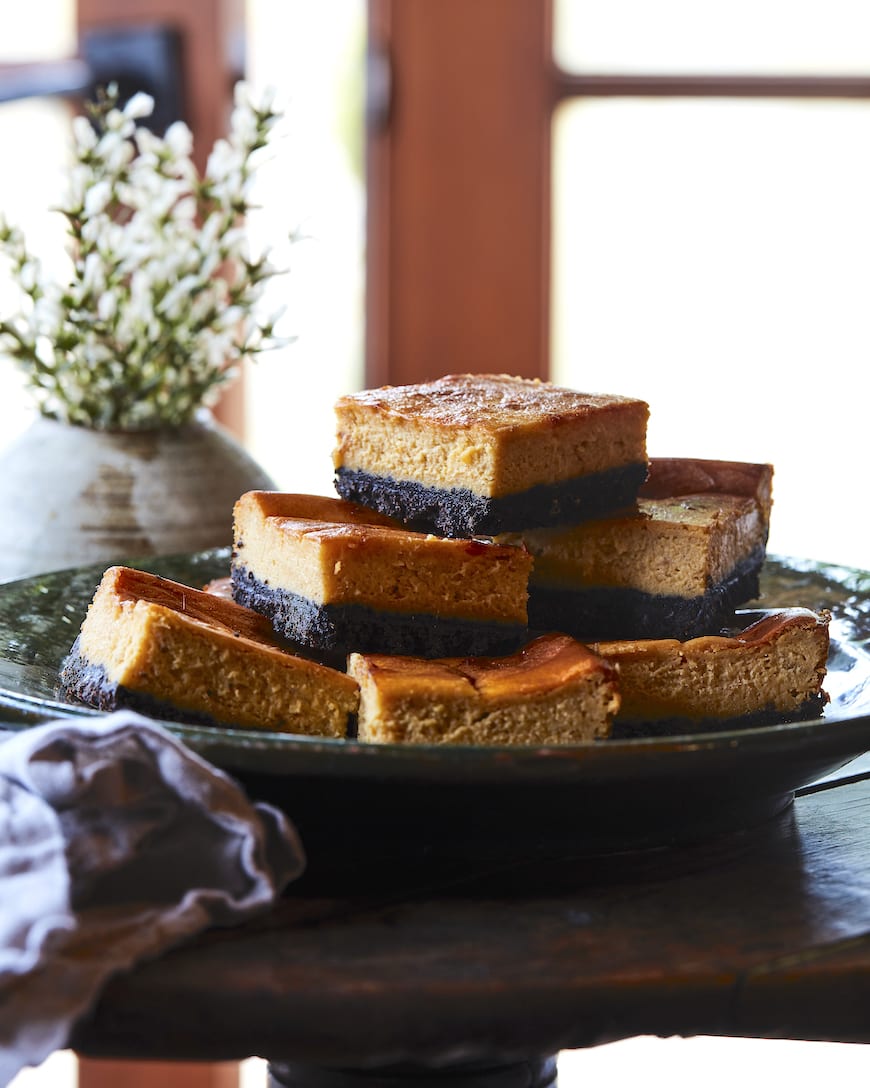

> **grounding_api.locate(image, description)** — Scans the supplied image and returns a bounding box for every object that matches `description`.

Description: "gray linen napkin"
[0,711,305,1087]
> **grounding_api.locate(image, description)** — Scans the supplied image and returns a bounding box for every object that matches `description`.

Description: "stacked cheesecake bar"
[332,376,774,642]
[60,565,359,736]
[226,375,652,742]
[500,456,774,641]
[233,376,653,659]
[61,373,831,745]
[230,490,533,659]
[326,373,826,741]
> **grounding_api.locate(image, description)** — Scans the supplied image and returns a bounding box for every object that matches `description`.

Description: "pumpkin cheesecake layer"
[231,491,533,657]
[592,607,830,736]
[348,633,620,746]
[333,373,649,536]
[499,458,774,640]
[60,565,359,736]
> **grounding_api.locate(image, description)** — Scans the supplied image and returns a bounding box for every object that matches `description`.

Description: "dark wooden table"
[67,754,870,1088]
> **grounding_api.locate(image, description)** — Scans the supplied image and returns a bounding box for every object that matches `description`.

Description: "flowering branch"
[0,83,290,430]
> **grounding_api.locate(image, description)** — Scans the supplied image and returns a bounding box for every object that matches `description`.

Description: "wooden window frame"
[13,2,870,408]
[365,0,870,390]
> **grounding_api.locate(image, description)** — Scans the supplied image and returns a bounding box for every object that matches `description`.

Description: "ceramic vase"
[0,413,275,582]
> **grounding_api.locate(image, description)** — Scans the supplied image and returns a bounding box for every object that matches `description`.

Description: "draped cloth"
[0,712,305,1086]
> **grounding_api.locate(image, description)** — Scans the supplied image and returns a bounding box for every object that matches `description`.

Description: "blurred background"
[2,0,869,1085]
[2,0,868,569]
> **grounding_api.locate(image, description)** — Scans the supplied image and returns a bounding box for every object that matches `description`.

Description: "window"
[551,0,870,568]
[245,0,365,495]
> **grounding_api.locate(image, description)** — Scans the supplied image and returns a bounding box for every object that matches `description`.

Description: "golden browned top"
[632,493,757,529]
[78,566,359,732]
[234,489,532,621]
[273,519,519,555]
[334,376,649,496]
[237,491,399,529]
[642,458,773,515]
[352,632,617,701]
[335,374,648,432]
[590,608,830,721]
[235,490,529,564]
[107,565,283,646]
[593,607,830,660]
[500,495,765,597]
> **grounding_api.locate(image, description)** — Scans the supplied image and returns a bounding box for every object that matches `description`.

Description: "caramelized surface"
[594,607,828,658]
[355,633,616,699]
[336,374,648,431]
[238,491,399,528]
[234,491,532,623]
[348,634,620,745]
[334,374,649,496]
[110,565,283,646]
[592,608,830,721]
[641,458,773,514]
[70,565,359,735]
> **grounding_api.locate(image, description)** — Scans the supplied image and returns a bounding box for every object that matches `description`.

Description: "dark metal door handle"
[0,23,185,131]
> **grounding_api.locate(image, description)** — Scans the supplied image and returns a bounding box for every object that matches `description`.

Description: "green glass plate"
[1,551,869,857]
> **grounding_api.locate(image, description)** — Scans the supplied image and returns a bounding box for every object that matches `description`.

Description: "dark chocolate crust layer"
[232,566,530,658]
[334,463,649,537]
[59,641,235,729]
[526,546,766,642]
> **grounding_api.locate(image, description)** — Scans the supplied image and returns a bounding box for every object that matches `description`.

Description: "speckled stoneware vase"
[0,413,275,582]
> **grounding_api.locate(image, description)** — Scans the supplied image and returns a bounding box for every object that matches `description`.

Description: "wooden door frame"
[365,0,554,388]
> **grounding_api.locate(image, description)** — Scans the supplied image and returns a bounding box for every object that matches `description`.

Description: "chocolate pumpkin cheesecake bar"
[592,607,830,736]
[231,491,533,657]
[348,633,620,745]
[60,565,359,736]
[333,373,649,536]
[500,457,773,640]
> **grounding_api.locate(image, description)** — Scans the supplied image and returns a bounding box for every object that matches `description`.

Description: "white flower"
[158,275,201,320]
[256,85,278,114]
[96,129,133,174]
[234,82,251,109]
[217,226,247,257]
[81,251,106,294]
[229,104,259,148]
[0,82,288,430]
[97,291,117,323]
[83,179,113,218]
[31,292,63,335]
[65,164,92,210]
[205,329,234,371]
[17,260,40,294]
[123,92,155,120]
[80,215,105,247]
[72,115,97,151]
[164,121,193,160]
[134,127,162,159]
